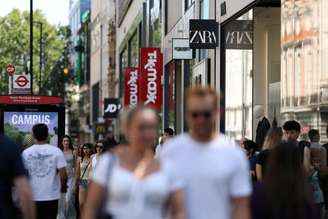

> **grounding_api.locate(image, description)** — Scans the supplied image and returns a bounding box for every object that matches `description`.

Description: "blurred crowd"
[1,86,327,219]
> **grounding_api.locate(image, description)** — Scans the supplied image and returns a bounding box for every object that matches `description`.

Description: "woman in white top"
[58,135,77,219]
[91,140,104,171]
[82,106,185,219]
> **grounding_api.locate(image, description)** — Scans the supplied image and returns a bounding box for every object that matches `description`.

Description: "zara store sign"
[189,19,219,49]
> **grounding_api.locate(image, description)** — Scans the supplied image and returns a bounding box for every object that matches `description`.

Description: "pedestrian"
[161,87,251,219]
[283,120,312,174]
[308,129,327,218]
[22,124,68,219]
[251,141,318,219]
[0,134,35,219]
[75,143,93,212]
[91,140,104,172]
[243,140,259,182]
[155,127,174,158]
[309,129,327,167]
[58,135,77,219]
[82,106,185,219]
[256,127,283,181]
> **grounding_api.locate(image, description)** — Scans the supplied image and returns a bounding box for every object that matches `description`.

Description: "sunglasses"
[190,111,212,119]
[83,148,90,150]
[96,145,104,149]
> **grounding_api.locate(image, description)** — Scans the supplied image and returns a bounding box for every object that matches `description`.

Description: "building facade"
[90,0,116,140]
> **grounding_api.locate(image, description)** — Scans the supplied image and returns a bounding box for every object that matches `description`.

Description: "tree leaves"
[0,9,72,97]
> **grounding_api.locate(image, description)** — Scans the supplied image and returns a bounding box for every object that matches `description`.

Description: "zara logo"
[189,19,218,49]
[190,30,217,45]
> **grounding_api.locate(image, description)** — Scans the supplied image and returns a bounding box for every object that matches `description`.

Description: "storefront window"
[199,0,209,60]
[185,0,194,11]
[223,10,253,140]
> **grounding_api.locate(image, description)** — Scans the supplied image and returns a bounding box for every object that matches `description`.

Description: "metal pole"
[39,22,42,94]
[30,0,33,94]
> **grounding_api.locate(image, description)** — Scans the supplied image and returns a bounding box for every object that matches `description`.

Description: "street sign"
[6,64,15,76]
[12,75,31,94]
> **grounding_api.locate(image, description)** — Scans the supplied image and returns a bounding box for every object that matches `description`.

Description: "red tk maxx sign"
[139,48,163,110]
[6,64,15,76]
[124,67,139,108]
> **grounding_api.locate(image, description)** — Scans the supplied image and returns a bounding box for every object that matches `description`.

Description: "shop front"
[219,0,280,141]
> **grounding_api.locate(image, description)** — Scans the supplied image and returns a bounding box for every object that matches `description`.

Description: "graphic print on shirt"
[25,153,55,178]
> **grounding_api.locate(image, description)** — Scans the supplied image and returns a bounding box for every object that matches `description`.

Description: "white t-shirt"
[92,153,183,219]
[161,134,252,219]
[22,144,67,201]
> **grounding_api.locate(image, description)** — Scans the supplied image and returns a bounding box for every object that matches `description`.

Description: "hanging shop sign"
[172,38,193,60]
[139,48,163,110]
[104,98,121,119]
[95,123,107,140]
[124,67,140,108]
[189,19,219,49]
[223,20,253,50]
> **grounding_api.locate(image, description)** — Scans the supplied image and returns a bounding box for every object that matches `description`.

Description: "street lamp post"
[34,21,43,94]
[30,0,33,94]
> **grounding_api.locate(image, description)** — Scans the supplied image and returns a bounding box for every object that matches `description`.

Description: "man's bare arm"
[14,176,36,219]
[58,167,68,193]
[232,197,250,219]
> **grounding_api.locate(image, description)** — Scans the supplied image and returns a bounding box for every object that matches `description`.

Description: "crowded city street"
[1,0,328,219]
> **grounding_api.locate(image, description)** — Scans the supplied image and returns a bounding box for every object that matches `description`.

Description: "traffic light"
[63,67,69,76]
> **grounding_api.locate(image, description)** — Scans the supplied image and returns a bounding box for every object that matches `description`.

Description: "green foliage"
[0,9,73,97]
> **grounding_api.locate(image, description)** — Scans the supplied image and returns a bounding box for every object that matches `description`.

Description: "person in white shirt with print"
[22,124,67,219]
[161,87,252,219]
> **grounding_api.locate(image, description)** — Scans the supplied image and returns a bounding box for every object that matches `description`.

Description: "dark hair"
[164,128,174,136]
[103,137,118,151]
[243,140,258,156]
[94,140,104,154]
[81,143,93,159]
[59,135,74,151]
[264,142,312,219]
[283,120,301,132]
[308,129,320,142]
[32,124,49,141]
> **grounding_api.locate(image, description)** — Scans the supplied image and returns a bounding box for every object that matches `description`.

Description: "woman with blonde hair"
[256,127,283,181]
[82,106,185,219]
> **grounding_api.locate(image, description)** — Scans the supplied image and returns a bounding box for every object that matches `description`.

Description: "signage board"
[172,38,193,60]
[6,64,15,76]
[104,98,121,119]
[13,74,31,94]
[95,123,107,140]
[124,67,139,108]
[0,95,64,105]
[139,48,163,110]
[223,20,253,50]
[189,19,218,49]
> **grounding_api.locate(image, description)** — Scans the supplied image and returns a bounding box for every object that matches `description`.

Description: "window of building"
[119,48,128,97]
[222,10,253,140]
[185,0,194,11]
[129,31,139,67]
[198,0,209,61]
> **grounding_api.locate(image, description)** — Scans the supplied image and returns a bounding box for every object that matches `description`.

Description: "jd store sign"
[103,98,121,119]
[189,19,219,49]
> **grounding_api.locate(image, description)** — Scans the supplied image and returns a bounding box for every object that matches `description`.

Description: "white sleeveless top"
[92,153,183,219]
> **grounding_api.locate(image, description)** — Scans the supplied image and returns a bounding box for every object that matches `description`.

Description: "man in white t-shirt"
[161,87,251,219]
[22,124,67,219]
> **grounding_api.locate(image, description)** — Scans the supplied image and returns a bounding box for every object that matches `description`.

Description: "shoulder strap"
[81,160,91,179]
